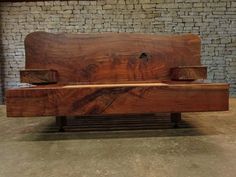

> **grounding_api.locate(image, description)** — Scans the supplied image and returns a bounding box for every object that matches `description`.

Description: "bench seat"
[7,82,228,117]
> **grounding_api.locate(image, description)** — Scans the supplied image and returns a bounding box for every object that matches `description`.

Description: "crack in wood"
[71,87,134,114]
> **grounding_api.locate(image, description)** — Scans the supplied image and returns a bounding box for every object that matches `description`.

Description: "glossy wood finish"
[25,32,201,83]
[6,32,229,118]
[6,83,229,117]
[171,66,207,80]
[20,69,58,84]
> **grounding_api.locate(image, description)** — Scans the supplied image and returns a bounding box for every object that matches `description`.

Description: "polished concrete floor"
[0,98,236,177]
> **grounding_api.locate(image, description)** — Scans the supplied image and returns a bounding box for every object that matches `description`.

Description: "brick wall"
[0,0,235,104]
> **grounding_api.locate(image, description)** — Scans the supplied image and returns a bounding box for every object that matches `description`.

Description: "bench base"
[55,113,182,132]
[170,113,182,128]
[56,116,67,132]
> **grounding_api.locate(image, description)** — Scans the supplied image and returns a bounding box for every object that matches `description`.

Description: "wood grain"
[6,83,229,117]
[20,69,58,84]
[170,66,207,80]
[6,32,229,118]
[25,32,201,83]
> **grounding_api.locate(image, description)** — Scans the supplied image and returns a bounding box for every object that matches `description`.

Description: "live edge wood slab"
[6,32,229,130]
[24,32,201,83]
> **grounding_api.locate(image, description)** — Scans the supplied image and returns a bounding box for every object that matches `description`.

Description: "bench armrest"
[20,69,58,84]
[170,66,207,81]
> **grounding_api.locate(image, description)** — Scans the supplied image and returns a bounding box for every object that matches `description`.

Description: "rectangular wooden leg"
[171,113,181,128]
[56,116,67,132]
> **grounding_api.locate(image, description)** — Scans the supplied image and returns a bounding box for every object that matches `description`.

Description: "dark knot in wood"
[139,52,149,62]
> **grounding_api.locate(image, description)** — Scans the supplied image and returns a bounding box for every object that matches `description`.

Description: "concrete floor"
[0,99,236,177]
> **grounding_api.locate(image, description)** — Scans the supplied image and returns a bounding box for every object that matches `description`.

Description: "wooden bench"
[6,32,229,131]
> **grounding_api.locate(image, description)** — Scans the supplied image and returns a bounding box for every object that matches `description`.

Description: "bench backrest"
[25,32,201,84]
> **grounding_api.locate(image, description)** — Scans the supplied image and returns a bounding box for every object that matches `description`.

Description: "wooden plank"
[170,66,207,80]
[6,83,229,117]
[25,32,201,83]
[20,69,58,84]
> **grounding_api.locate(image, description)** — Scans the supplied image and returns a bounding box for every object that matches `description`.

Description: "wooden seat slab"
[6,82,229,117]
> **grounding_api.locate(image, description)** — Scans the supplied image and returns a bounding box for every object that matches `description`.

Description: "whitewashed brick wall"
[0,0,235,103]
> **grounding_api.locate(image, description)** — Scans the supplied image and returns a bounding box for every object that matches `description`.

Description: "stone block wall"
[0,0,235,103]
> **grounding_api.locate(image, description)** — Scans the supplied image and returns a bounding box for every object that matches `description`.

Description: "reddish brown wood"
[25,32,201,83]
[6,32,229,118]
[170,66,207,81]
[20,69,58,84]
[6,83,229,117]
